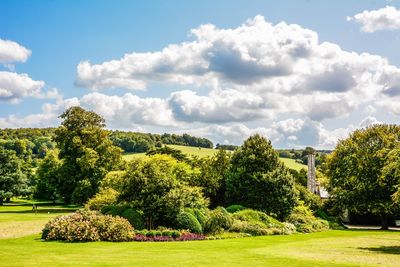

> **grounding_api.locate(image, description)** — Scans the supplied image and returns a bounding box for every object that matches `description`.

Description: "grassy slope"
[123,145,308,171]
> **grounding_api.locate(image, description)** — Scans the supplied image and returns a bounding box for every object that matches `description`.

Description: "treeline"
[0,128,214,157]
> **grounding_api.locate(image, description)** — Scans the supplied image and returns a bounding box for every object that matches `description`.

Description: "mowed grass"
[0,201,78,239]
[0,230,399,266]
[123,145,308,171]
[1,202,400,266]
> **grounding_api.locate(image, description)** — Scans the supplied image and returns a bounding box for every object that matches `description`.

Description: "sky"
[1,0,400,149]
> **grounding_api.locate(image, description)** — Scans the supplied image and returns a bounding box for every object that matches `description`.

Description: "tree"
[118,155,208,229]
[192,149,231,207]
[325,124,400,229]
[34,149,61,201]
[53,106,122,204]
[0,147,27,205]
[226,134,297,220]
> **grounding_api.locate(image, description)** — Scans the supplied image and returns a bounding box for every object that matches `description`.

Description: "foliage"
[226,134,297,220]
[215,144,238,151]
[146,146,188,161]
[287,203,329,233]
[41,210,134,242]
[231,209,283,228]
[53,106,123,204]
[34,149,60,200]
[190,149,231,207]
[161,133,213,148]
[85,188,119,211]
[134,229,205,242]
[0,147,28,205]
[118,155,208,228]
[176,212,202,233]
[324,124,400,229]
[228,209,296,236]
[204,207,232,234]
[295,184,322,211]
[226,204,246,213]
[121,208,145,230]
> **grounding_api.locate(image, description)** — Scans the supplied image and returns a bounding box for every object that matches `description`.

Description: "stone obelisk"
[307,153,317,194]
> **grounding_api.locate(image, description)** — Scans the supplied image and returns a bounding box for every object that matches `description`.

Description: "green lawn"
[1,202,399,266]
[0,201,77,239]
[122,145,308,171]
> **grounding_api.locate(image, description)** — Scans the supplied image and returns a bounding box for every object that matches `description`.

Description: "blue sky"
[1,0,400,148]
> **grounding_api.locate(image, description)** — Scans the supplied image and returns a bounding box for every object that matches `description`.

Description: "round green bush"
[171,230,181,238]
[231,209,282,228]
[176,212,202,234]
[41,210,134,242]
[100,205,130,216]
[204,207,232,234]
[287,204,329,233]
[121,208,145,230]
[226,205,246,213]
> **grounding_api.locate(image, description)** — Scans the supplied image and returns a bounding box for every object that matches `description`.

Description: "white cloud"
[0,71,45,103]
[75,15,400,124]
[347,6,400,32]
[0,39,31,64]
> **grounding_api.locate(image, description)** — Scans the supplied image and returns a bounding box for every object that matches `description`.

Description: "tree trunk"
[0,198,3,206]
[5,197,10,203]
[381,215,389,230]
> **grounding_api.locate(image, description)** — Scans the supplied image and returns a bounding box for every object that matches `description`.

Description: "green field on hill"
[0,202,399,267]
[122,145,307,171]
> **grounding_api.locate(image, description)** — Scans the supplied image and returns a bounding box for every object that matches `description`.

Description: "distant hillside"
[123,145,308,171]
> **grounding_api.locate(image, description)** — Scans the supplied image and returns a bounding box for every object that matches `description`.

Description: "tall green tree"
[119,155,208,229]
[226,134,297,220]
[0,147,27,205]
[325,124,400,229]
[192,149,231,207]
[53,106,122,204]
[34,149,61,201]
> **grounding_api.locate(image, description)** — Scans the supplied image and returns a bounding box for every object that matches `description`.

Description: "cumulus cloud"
[75,15,400,124]
[0,39,31,64]
[0,71,45,103]
[347,6,400,32]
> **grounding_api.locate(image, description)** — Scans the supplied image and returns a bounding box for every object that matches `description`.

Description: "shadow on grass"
[359,246,400,255]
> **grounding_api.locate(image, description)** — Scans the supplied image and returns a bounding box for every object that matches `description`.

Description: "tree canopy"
[325,124,400,229]
[53,106,123,204]
[226,134,297,220]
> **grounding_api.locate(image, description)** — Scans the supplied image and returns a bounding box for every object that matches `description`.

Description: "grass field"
[1,202,399,266]
[0,201,77,239]
[122,145,308,171]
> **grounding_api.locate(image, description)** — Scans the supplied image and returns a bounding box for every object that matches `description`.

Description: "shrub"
[204,207,232,234]
[121,208,145,230]
[226,205,246,213]
[287,204,329,233]
[230,220,270,236]
[85,188,119,211]
[100,205,130,216]
[42,210,134,242]
[231,209,283,228]
[185,208,208,228]
[176,212,202,234]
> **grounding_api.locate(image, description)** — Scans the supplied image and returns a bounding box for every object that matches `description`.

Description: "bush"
[231,209,283,228]
[226,205,246,213]
[42,210,134,242]
[185,208,208,228]
[176,212,202,234]
[100,205,130,216]
[204,207,232,234]
[230,220,270,236]
[85,188,119,211]
[121,208,145,230]
[287,204,329,233]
